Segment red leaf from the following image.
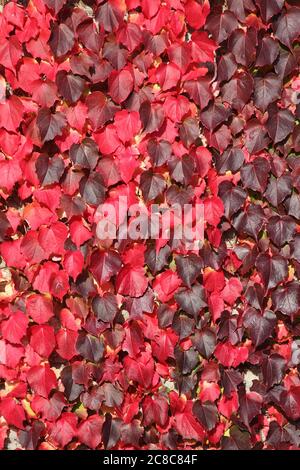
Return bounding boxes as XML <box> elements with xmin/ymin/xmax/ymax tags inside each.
<box><xmin>116</xmin><ymin>266</ymin><xmax>148</xmax><ymax>298</ymax></box>
<box><xmin>153</xmin><ymin>270</ymin><xmax>182</xmax><ymax>302</ymax></box>
<box><xmin>204</xmin><ymin>196</ymin><xmax>224</xmax><ymax>226</ymax></box>
<box><xmin>30</xmin><ymin>325</ymin><xmax>56</xmax><ymax>358</ymax></box>
<box><xmin>214</xmin><ymin>342</ymin><xmax>249</xmax><ymax>368</ymax></box>
<box><xmin>0</xmin><ymin>158</ymin><xmax>23</xmax><ymax>192</ymax></box>
<box><xmin>185</xmin><ymin>0</ymin><xmax>210</xmax><ymax>29</ymax></box>
<box><xmin>114</xmin><ymin>110</ymin><xmax>141</xmax><ymax>143</ymax></box>
<box><xmin>109</xmin><ymin>69</ymin><xmax>134</xmax><ymax>104</ymax></box>
<box><xmin>174</xmin><ymin>401</ymin><xmax>205</xmax><ymax>441</ymax></box>
<box><xmin>0</xmin><ymin>397</ymin><xmax>25</xmax><ymax>429</ymax></box>
<box><xmin>26</xmin><ymin>295</ymin><xmax>54</xmax><ymax>325</ymax></box>
<box><xmin>124</xmin><ymin>352</ymin><xmax>155</xmax><ymax>389</ymax></box>
<box><xmin>77</xmin><ymin>415</ymin><xmax>103</xmax><ymax>449</ymax></box>
<box><xmin>27</xmin><ymin>364</ymin><xmax>57</xmax><ymax>398</ymax></box>
<box><xmin>222</xmin><ymin>278</ymin><xmax>243</xmax><ymax>305</ymax></box>
<box><xmin>0</xmin><ymin>96</ymin><xmax>24</xmax><ymax>132</ymax></box>
<box><xmin>62</xmin><ymin>251</ymin><xmax>84</xmax><ymax>281</ymax></box>
<box><xmin>94</xmin><ymin>125</ymin><xmax>121</xmax><ymax>155</ymax></box>
<box><xmin>56</xmin><ymin>329</ymin><xmax>78</xmax><ymax>361</ymax></box>
<box><xmin>142</xmin><ymin>396</ymin><xmax>169</xmax><ymax>428</ymax></box>
<box><xmin>31</xmin><ymin>392</ymin><xmax>65</xmax><ymax>422</ymax></box>
<box><xmin>2</xmin><ymin>311</ymin><xmax>28</xmax><ymax>345</ymax></box>
<box><xmin>49</xmin><ymin>412</ymin><xmax>77</xmax><ymax>448</ymax></box>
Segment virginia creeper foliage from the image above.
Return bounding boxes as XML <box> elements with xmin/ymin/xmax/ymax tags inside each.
<box><xmin>0</xmin><ymin>0</ymin><xmax>300</xmax><ymax>451</ymax></box>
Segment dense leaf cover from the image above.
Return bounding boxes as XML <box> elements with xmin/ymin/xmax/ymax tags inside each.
<box><xmin>0</xmin><ymin>0</ymin><xmax>299</xmax><ymax>450</ymax></box>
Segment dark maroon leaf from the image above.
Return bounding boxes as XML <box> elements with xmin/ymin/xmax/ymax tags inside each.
<box><xmin>227</xmin><ymin>0</ymin><xmax>252</xmax><ymax>22</ymax></box>
<box><xmin>145</xmin><ymin>245</ymin><xmax>171</xmax><ymax>275</ymax></box>
<box><xmin>147</xmin><ymin>139</ymin><xmax>171</xmax><ymax>167</ymax></box>
<box><xmin>61</xmin><ymin>366</ymin><xmax>84</xmax><ymax>401</ymax></box>
<box><xmin>184</xmin><ymin>78</ymin><xmax>212</xmax><ymax>109</ymax></box>
<box><xmin>222</xmin><ymin>426</ymin><xmax>251</xmax><ymax>450</ymax></box>
<box><xmin>216</xmin><ymin>147</ymin><xmax>244</xmax><ymax>174</ymax></box>
<box><xmin>60</xmin><ymin>194</ymin><xmax>85</xmax><ymax>219</ymax></box>
<box><xmin>206</xmin><ymin>11</ymin><xmax>239</xmax><ymax>43</ymax></box>
<box><xmin>217</xmin><ymin>53</ymin><xmax>237</xmax><ymax>83</ymax></box>
<box><xmin>92</xmin><ymin>293</ymin><xmax>118</xmax><ymax>323</ymax></box>
<box><xmin>219</xmin><ymin>181</ymin><xmax>246</xmax><ymax>219</ymax></box>
<box><xmin>254</xmin><ymin>74</ymin><xmax>282</xmax><ymax>112</ymax></box>
<box><xmin>245</xmin><ymin>283</ymin><xmax>265</xmax><ymax>310</ymax></box>
<box><xmin>291</xmin><ymin>234</ymin><xmax>300</xmax><ymax>262</ymax></box>
<box><xmin>193</xmin><ymin>401</ymin><xmax>218</xmax><ymax>431</ymax></box>
<box><xmin>192</xmin><ymin>328</ymin><xmax>216</xmax><ymax>359</ymax></box>
<box><xmin>166</xmin><ymin>185</ymin><xmax>194</xmax><ymax>207</ymax></box>
<box><xmin>239</xmin><ymin>391</ymin><xmax>262</xmax><ymax>429</ymax></box>
<box><xmin>207</xmin><ymin>124</ymin><xmax>232</xmax><ymax>153</ymax></box>
<box><xmin>179</xmin><ymin>117</ymin><xmax>199</xmax><ymax>147</ymax></box>
<box><xmin>256</xmin><ymin>0</ymin><xmax>284</xmax><ymax>22</ymax></box>
<box><xmin>102</xmin><ymin>414</ymin><xmax>121</xmax><ymax>449</ymax></box>
<box><xmin>222</xmin><ymin>72</ymin><xmax>253</xmax><ymax>111</ymax></box>
<box><xmin>86</xmin><ymin>92</ymin><xmax>118</xmax><ymax>131</ymax></box>
<box><xmin>267</xmin><ymin>215</ymin><xmax>296</xmax><ymax>247</ymax></box>
<box><xmin>240</xmin><ymin>157</ymin><xmax>270</xmax><ymax>193</ymax></box>
<box><xmin>233</xmin><ymin>204</ymin><xmax>265</xmax><ymax>239</ymax></box>
<box><xmin>279</xmin><ymin>386</ymin><xmax>300</xmax><ymax>421</ymax></box>
<box><xmin>275</xmin><ymin>7</ymin><xmax>300</xmax><ymax>49</ymax></box>
<box><xmin>44</xmin><ymin>0</ymin><xmax>65</xmax><ymax>14</ymax></box>
<box><xmin>175</xmin><ymin>254</ymin><xmax>203</xmax><ymax>288</ymax></box>
<box><xmin>200</xmin><ymin>103</ymin><xmax>231</xmax><ymax>131</ymax></box>
<box><xmin>229</xmin><ymin>28</ymin><xmax>257</xmax><ymax>66</ymax></box>
<box><xmin>244</xmin><ymin>120</ymin><xmax>270</xmax><ymax>154</ymax></box>
<box><xmin>140</xmin><ymin>170</ymin><xmax>166</xmax><ymax>202</ymax></box>
<box><xmin>158</xmin><ymin>304</ymin><xmax>176</xmax><ymax>329</ymax></box>
<box><xmin>125</xmin><ymin>289</ymin><xmax>154</xmax><ymax>318</ymax></box>
<box><xmin>0</xmin><ymin>213</ymin><xmax>11</xmax><ymax>242</ymax></box>
<box><xmin>174</xmin><ymin>346</ymin><xmax>199</xmax><ymax>375</ymax></box>
<box><xmin>139</xmin><ymin>101</ymin><xmax>165</xmax><ymax>135</ymax></box>
<box><xmin>19</xmin><ymin>421</ymin><xmax>45</xmax><ymax>450</ymax></box>
<box><xmin>266</xmin><ymin>108</ymin><xmax>294</xmax><ymax>144</ymax></box>
<box><xmin>36</xmin><ymin>108</ymin><xmax>67</xmax><ymax>142</ymax></box>
<box><xmin>272</xmin><ymin>282</ymin><xmax>300</xmax><ymax>316</ymax></box>
<box><xmin>256</xmin><ymin>36</ymin><xmax>279</xmax><ymax>67</ymax></box>
<box><xmin>235</xmin><ymin>245</ymin><xmax>259</xmax><ymax>276</ymax></box>
<box><xmin>270</xmin><ymin>154</ymin><xmax>287</xmax><ymax>178</ymax></box>
<box><xmin>243</xmin><ymin>308</ymin><xmax>277</xmax><ymax>347</ymax></box>
<box><xmin>175</xmin><ymin>284</ymin><xmax>207</xmax><ymax>318</ymax></box>
<box><xmin>173</xmin><ymin>313</ymin><xmax>194</xmax><ymax>340</ymax></box>
<box><xmin>79</xmin><ymin>172</ymin><xmax>106</xmax><ymax>206</ymax></box>
<box><xmin>221</xmin><ymin>369</ymin><xmax>243</xmax><ymax>397</ymax></box>
<box><xmin>76</xmin><ymin>333</ymin><xmax>104</xmax><ymax>362</ymax></box>
<box><xmin>103</xmin><ymin>43</ymin><xmax>128</xmax><ymax>71</ymax></box>
<box><xmin>56</xmin><ymin>71</ymin><xmax>85</xmax><ymax>104</ymax></box>
<box><xmin>274</xmin><ymin>49</ymin><xmax>297</xmax><ymax>79</ymax></box>
<box><xmin>144</xmin><ymin>33</ymin><xmax>168</xmax><ymax>57</ymax></box>
<box><xmin>218</xmin><ymin>313</ymin><xmax>242</xmax><ymax>346</ymax></box>
<box><xmin>90</xmin><ymin>250</ymin><xmax>122</xmax><ymax>285</ymax></box>
<box><xmin>35</xmin><ymin>154</ymin><xmax>65</xmax><ymax>186</ymax></box>
<box><xmin>121</xmin><ymin>420</ymin><xmax>143</xmax><ymax>447</ymax></box>
<box><xmin>49</xmin><ymin>23</ymin><xmax>75</xmax><ymax>58</ymax></box>
<box><xmin>265</xmin><ymin>175</ymin><xmax>292</xmax><ymax>206</ymax></box>
<box><xmin>82</xmin><ymin>386</ymin><xmax>103</xmax><ymax>411</ymax></box>
<box><xmin>101</xmin><ymin>383</ymin><xmax>123</xmax><ymax>408</ymax></box>
<box><xmin>70</xmin><ymin>139</ymin><xmax>99</xmax><ymax>170</ymax></box>
<box><xmin>96</xmin><ymin>1</ymin><xmax>123</xmax><ymax>32</ymax></box>
<box><xmin>255</xmin><ymin>253</ymin><xmax>288</xmax><ymax>290</ymax></box>
<box><xmin>168</xmin><ymin>155</ymin><xmax>195</xmax><ymax>185</ymax></box>
<box><xmin>262</xmin><ymin>354</ymin><xmax>286</xmax><ymax>390</ymax></box>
